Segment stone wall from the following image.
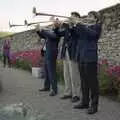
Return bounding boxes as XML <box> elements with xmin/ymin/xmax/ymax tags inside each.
<box><xmin>0</xmin><ymin>29</ymin><xmax>41</xmax><ymax>53</ymax></box>
<box><xmin>0</xmin><ymin>3</ymin><xmax>120</xmax><ymax>64</ymax></box>
<box><xmin>98</xmin><ymin>3</ymin><xmax>120</xmax><ymax>63</ymax></box>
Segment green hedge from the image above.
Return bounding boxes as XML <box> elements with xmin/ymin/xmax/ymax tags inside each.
<box><xmin>12</xmin><ymin>59</ymin><xmax>32</xmax><ymax>72</ymax></box>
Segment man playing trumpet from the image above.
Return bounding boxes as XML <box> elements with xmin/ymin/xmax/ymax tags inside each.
<box><xmin>60</xmin><ymin>12</ymin><xmax>81</xmax><ymax>103</ymax></box>
<box><xmin>36</xmin><ymin>19</ymin><xmax>61</xmax><ymax>96</ymax></box>
<box><xmin>73</xmin><ymin>11</ymin><xmax>102</xmax><ymax>114</ymax></box>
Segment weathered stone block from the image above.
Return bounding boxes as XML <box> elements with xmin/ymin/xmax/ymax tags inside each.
<box><xmin>0</xmin><ymin>103</ymin><xmax>46</xmax><ymax>120</ymax></box>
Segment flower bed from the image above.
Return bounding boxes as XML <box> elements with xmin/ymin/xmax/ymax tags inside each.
<box><xmin>98</xmin><ymin>58</ymin><xmax>120</xmax><ymax>100</ymax></box>
<box><xmin>106</xmin><ymin>65</ymin><xmax>120</xmax><ymax>89</ymax></box>
<box><xmin>10</xmin><ymin>49</ymin><xmax>43</xmax><ymax>72</ymax></box>
<box><xmin>98</xmin><ymin>59</ymin><xmax>116</xmax><ymax>95</ymax></box>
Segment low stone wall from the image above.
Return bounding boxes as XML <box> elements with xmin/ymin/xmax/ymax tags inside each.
<box><xmin>0</xmin><ymin>29</ymin><xmax>41</xmax><ymax>53</ymax></box>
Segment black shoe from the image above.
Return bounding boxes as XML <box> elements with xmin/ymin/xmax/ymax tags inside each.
<box><xmin>87</xmin><ymin>106</ymin><xmax>98</xmax><ymax>114</ymax></box>
<box><xmin>74</xmin><ymin>103</ymin><xmax>89</xmax><ymax>109</ymax></box>
<box><xmin>60</xmin><ymin>95</ymin><xmax>72</xmax><ymax>100</ymax></box>
<box><xmin>71</xmin><ymin>96</ymin><xmax>80</xmax><ymax>103</ymax></box>
<box><xmin>49</xmin><ymin>91</ymin><xmax>57</xmax><ymax>96</ymax></box>
<box><xmin>38</xmin><ymin>88</ymin><xmax>50</xmax><ymax>92</ymax></box>
<box><xmin>8</xmin><ymin>65</ymin><xmax>11</xmax><ymax>68</ymax></box>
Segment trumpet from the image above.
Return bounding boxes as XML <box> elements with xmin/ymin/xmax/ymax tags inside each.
<box><xmin>33</xmin><ymin>7</ymin><xmax>70</xmax><ymax>19</ymax></box>
<box><xmin>24</xmin><ymin>18</ymin><xmax>54</xmax><ymax>26</ymax></box>
<box><xmin>32</xmin><ymin>7</ymin><xmax>95</xmax><ymax>25</ymax></box>
<box><xmin>9</xmin><ymin>21</ymin><xmax>25</xmax><ymax>28</ymax></box>
<box><xmin>9</xmin><ymin>20</ymin><xmax>53</xmax><ymax>28</ymax></box>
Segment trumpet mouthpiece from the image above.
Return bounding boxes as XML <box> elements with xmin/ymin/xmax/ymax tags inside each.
<box><xmin>24</xmin><ymin>20</ymin><xmax>28</xmax><ymax>25</ymax></box>
<box><xmin>9</xmin><ymin>21</ymin><xmax>12</xmax><ymax>28</ymax></box>
<box><xmin>33</xmin><ymin>7</ymin><xmax>36</xmax><ymax>14</ymax></box>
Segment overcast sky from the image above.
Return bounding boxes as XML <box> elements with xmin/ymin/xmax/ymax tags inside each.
<box><xmin>0</xmin><ymin>0</ymin><xmax>119</xmax><ymax>32</ymax></box>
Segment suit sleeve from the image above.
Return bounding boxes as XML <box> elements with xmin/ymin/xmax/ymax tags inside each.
<box><xmin>77</xmin><ymin>24</ymin><xmax>101</xmax><ymax>38</ymax></box>
<box><xmin>57</xmin><ymin>29</ymin><xmax>66</xmax><ymax>37</ymax></box>
<box><xmin>36</xmin><ymin>30</ymin><xmax>57</xmax><ymax>39</ymax></box>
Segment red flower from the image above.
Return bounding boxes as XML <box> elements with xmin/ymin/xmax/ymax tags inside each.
<box><xmin>10</xmin><ymin>49</ymin><xmax>42</xmax><ymax>67</ymax></box>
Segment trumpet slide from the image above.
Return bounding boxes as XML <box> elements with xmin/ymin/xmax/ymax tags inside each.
<box><xmin>24</xmin><ymin>20</ymin><xmax>52</xmax><ymax>26</ymax></box>
<box><xmin>33</xmin><ymin>7</ymin><xmax>70</xmax><ymax>19</ymax></box>
<box><xmin>9</xmin><ymin>21</ymin><xmax>25</xmax><ymax>28</ymax></box>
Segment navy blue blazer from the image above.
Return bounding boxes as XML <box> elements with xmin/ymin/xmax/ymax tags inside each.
<box><xmin>58</xmin><ymin>25</ymin><xmax>80</xmax><ymax>60</ymax></box>
<box><xmin>36</xmin><ymin>28</ymin><xmax>60</xmax><ymax>60</ymax></box>
<box><xmin>75</xmin><ymin>23</ymin><xmax>102</xmax><ymax>62</ymax></box>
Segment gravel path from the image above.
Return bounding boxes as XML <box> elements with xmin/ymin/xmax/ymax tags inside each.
<box><xmin>0</xmin><ymin>65</ymin><xmax>120</xmax><ymax>120</ymax></box>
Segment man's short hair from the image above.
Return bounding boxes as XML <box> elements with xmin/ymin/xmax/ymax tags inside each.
<box><xmin>88</xmin><ymin>11</ymin><xmax>100</xmax><ymax>22</ymax></box>
<box><xmin>71</xmin><ymin>12</ymin><xmax>80</xmax><ymax>18</ymax></box>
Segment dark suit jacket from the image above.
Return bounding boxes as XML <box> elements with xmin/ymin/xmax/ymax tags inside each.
<box><xmin>58</xmin><ymin>25</ymin><xmax>80</xmax><ymax>60</ymax></box>
<box><xmin>75</xmin><ymin>23</ymin><xmax>102</xmax><ymax>62</ymax></box>
<box><xmin>36</xmin><ymin>28</ymin><xmax>60</xmax><ymax>60</ymax></box>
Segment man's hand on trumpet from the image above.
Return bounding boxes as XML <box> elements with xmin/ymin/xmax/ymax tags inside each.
<box><xmin>49</xmin><ymin>16</ymin><xmax>55</xmax><ymax>22</ymax></box>
<box><xmin>35</xmin><ymin>24</ymin><xmax>41</xmax><ymax>31</ymax></box>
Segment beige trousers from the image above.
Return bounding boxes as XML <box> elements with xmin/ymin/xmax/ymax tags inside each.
<box><xmin>63</xmin><ymin>49</ymin><xmax>81</xmax><ymax>97</ymax></box>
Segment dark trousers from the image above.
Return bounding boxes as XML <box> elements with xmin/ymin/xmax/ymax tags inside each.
<box><xmin>79</xmin><ymin>61</ymin><xmax>99</xmax><ymax>107</ymax></box>
<box><xmin>44</xmin><ymin>60</ymin><xmax>50</xmax><ymax>89</ymax></box>
<box><xmin>3</xmin><ymin>55</ymin><xmax>11</xmax><ymax>67</ymax></box>
<box><xmin>44</xmin><ymin>54</ymin><xmax>58</xmax><ymax>93</ymax></box>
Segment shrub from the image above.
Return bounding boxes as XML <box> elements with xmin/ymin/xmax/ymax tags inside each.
<box><xmin>0</xmin><ymin>53</ymin><xmax>3</xmax><ymax>61</ymax></box>
<box><xmin>10</xmin><ymin>49</ymin><xmax>41</xmax><ymax>68</ymax></box>
<box><xmin>106</xmin><ymin>65</ymin><xmax>120</xmax><ymax>89</ymax></box>
<box><xmin>56</xmin><ymin>60</ymin><xmax>64</xmax><ymax>84</ymax></box>
<box><xmin>12</xmin><ymin>59</ymin><xmax>32</xmax><ymax>72</ymax></box>
<box><xmin>98</xmin><ymin>64</ymin><xmax>116</xmax><ymax>95</ymax></box>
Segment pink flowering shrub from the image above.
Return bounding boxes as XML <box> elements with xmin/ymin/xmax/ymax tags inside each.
<box><xmin>106</xmin><ymin>65</ymin><xmax>120</xmax><ymax>89</ymax></box>
<box><xmin>98</xmin><ymin>58</ymin><xmax>120</xmax><ymax>98</ymax></box>
<box><xmin>11</xmin><ymin>49</ymin><xmax>43</xmax><ymax>67</ymax></box>
<box><xmin>10</xmin><ymin>49</ymin><xmax>44</xmax><ymax>71</ymax></box>
<box><xmin>98</xmin><ymin>59</ymin><xmax>115</xmax><ymax>95</ymax></box>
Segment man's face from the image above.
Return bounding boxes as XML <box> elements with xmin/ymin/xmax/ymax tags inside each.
<box><xmin>87</xmin><ymin>13</ymin><xmax>96</xmax><ymax>23</ymax></box>
<box><xmin>69</xmin><ymin>14</ymin><xmax>78</xmax><ymax>23</ymax></box>
<box><xmin>54</xmin><ymin>22</ymin><xmax>60</xmax><ymax>28</ymax></box>
<box><xmin>71</xmin><ymin>14</ymin><xmax>76</xmax><ymax>19</ymax></box>
<box><xmin>53</xmin><ymin>20</ymin><xmax>61</xmax><ymax>28</ymax></box>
